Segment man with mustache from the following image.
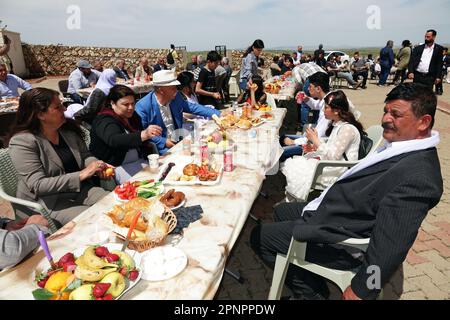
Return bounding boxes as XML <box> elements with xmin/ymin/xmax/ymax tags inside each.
<box><xmin>408</xmin><ymin>29</ymin><xmax>444</xmax><ymax>93</ymax></box>
<box><xmin>251</xmin><ymin>83</ymin><xmax>443</xmax><ymax>300</ymax></box>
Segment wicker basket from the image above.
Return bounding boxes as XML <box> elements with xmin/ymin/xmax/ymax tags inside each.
<box><xmin>124</xmin><ymin>206</ymin><xmax>177</xmax><ymax>252</ymax></box>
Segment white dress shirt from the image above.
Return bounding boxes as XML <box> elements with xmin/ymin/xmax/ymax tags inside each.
<box><xmin>417</xmin><ymin>44</ymin><xmax>435</xmax><ymax>74</ymax></box>
<box><xmin>156</xmin><ymin>97</ymin><xmax>175</xmax><ymax>140</ymax></box>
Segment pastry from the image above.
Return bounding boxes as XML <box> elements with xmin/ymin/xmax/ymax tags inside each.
<box><xmin>183</xmin><ymin>164</ymin><xmax>200</xmax><ymax>176</ymax></box>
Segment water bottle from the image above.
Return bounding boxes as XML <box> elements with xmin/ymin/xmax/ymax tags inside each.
<box><xmin>232</xmin><ymin>101</ymin><xmax>238</xmax><ymax>114</ymax></box>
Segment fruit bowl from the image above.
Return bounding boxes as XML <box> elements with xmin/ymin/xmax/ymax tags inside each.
<box><xmin>32</xmin><ymin>243</ymin><xmax>142</xmax><ymax>300</ymax></box>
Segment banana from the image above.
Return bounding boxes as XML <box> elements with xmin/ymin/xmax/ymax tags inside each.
<box><xmin>74</xmin><ymin>265</ymin><xmax>117</xmax><ymax>282</ymax></box>
<box><xmin>80</xmin><ymin>246</ymin><xmax>116</xmax><ymax>269</ymax></box>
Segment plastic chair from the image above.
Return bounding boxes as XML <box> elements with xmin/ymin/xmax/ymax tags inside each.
<box><xmin>0</xmin><ymin>148</ymin><xmax>58</xmax><ymax>233</ymax></box>
<box><xmin>268</xmin><ymin>237</ymin><xmax>371</xmax><ymax>299</ymax></box>
<box><xmin>58</xmin><ymin>80</ymin><xmax>71</xmax><ymax>98</ymax></box>
<box><xmin>285</xmin><ymin>125</ymin><xmax>385</xmax><ymax>202</ymax></box>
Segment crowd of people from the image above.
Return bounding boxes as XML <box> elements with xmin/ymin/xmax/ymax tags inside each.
<box><xmin>0</xmin><ymin>30</ymin><xmax>448</xmax><ymax>301</ymax></box>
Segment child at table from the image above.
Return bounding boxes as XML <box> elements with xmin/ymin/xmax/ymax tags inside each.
<box><xmin>237</xmin><ymin>75</ymin><xmax>267</xmax><ymax>107</ymax></box>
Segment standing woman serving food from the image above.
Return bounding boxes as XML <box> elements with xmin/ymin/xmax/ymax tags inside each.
<box><xmin>240</xmin><ymin>39</ymin><xmax>265</xmax><ymax>91</ymax></box>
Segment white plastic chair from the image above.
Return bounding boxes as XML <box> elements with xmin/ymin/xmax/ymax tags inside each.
<box><xmin>228</xmin><ymin>69</ymin><xmax>241</xmax><ymax>98</ymax></box>
<box><xmin>268</xmin><ymin>237</ymin><xmax>370</xmax><ymax>299</ymax></box>
<box><xmin>0</xmin><ymin>148</ymin><xmax>58</xmax><ymax>233</ymax></box>
<box><xmin>286</xmin><ymin>125</ymin><xmax>384</xmax><ymax>202</ymax></box>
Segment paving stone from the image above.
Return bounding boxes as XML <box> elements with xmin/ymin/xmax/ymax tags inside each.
<box><xmin>412</xmin><ymin>240</ymin><xmax>432</xmax><ymax>252</ymax></box>
<box><xmin>419</xmin><ymin>251</ymin><xmax>450</xmax><ymax>272</ymax></box>
<box><xmin>415</xmin><ymin>263</ymin><xmax>449</xmax><ymax>286</ymax></box>
<box><xmin>400</xmin><ymin>290</ymin><xmax>427</xmax><ymax>300</ymax></box>
<box><xmin>424</xmin><ymin>240</ymin><xmax>450</xmax><ymax>258</ymax></box>
<box><xmin>402</xmin><ymin>262</ymin><xmax>425</xmax><ymax>278</ymax></box>
<box><xmin>406</xmin><ymin>250</ymin><xmax>430</xmax><ymax>265</ymax></box>
<box><xmin>409</xmin><ymin>275</ymin><xmax>448</xmax><ymax>300</ymax></box>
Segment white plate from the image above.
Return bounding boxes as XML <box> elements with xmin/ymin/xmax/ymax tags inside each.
<box><xmin>140</xmin><ymin>246</ymin><xmax>187</xmax><ymax>281</ymax></box>
<box><xmin>113</xmin><ymin>182</ymin><xmax>164</xmax><ymax>202</ymax></box>
<box><xmin>32</xmin><ymin>243</ymin><xmax>142</xmax><ymax>300</ymax></box>
<box><xmin>158</xmin><ymin>162</ymin><xmax>223</xmax><ymax>186</ymax></box>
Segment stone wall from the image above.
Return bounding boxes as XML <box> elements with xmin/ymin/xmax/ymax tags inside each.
<box><xmin>21</xmin><ymin>43</ymin><xmax>186</xmax><ymax>78</ymax></box>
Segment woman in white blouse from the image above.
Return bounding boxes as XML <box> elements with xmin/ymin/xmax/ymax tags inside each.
<box><xmin>282</xmin><ymin>90</ymin><xmax>366</xmax><ymax>201</ymax></box>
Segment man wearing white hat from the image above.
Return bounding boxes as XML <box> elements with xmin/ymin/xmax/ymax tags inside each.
<box><xmin>136</xmin><ymin>70</ymin><xmax>221</xmax><ymax>154</ymax></box>
<box><xmin>67</xmin><ymin>59</ymin><xmax>100</xmax><ymax>104</ymax></box>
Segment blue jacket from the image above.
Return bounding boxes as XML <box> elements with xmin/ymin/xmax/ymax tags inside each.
<box><xmin>380</xmin><ymin>47</ymin><xmax>395</xmax><ymax>69</ymax></box>
<box><xmin>135</xmin><ymin>91</ymin><xmax>221</xmax><ymax>154</ymax></box>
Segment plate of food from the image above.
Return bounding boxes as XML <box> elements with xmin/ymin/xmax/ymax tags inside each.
<box><xmin>32</xmin><ymin>243</ymin><xmax>142</xmax><ymax>300</ymax></box>
<box><xmin>113</xmin><ymin>180</ymin><xmax>164</xmax><ymax>202</ymax></box>
<box><xmin>140</xmin><ymin>246</ymin><xmax>188</xmax><ymax>282</ymax></box>
<box><xmin>157</xmin><ymin>157</ymin><xmax>222</xmax><ymax>186</ymax></box>
<box><xmin>159</xmin><ymin>189</ymin><xmax>186</xmax><ymax>210</ymax></box>
<box><xmin>259</xmin><ymin>112</ymin><xmax>275</xmax><ymax>122</ymax></box>
<box><xmin>193</xmin><ymin>129</ymin><xmax>234</xmax><ymax>153</ymax></box>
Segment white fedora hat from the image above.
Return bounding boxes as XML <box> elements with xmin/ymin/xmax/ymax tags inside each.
<box><xmin>151</xmin><ymin>70</ymin><xmax>180</xmax><ymax>87</ymax></box>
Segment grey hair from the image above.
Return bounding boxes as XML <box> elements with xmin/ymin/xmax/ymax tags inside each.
<box><xmin>221</xmin><ymin>57</ymin><xmax>229</xmax><ymax>64</ymax></box>
<box><xmin>115</xmin><ymin>58</ymin><xmax>125</xmax><ymax>66</ymax></box>
<box><xmin>197</xmin><ymin>55</ymin><xmax>205</xmax><ymax>63</ymax></box>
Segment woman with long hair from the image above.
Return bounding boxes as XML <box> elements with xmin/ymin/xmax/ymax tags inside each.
<box><xmin>281</xmin><ymin>90</ymin><xmax>365</xmax><ymax>201</ymax></box>
<box><xmin>239</xmin><ymin>39</ymin><xmax>265</xmax><ymax>91</ymax></box>
<box><xmin>8</xmin><ymin>88</ymin><xmax>111</xmax><ymax>226</ymax></box>
<box><xmin>89</xmin><ymin>85</ymin><xmax>162</xmax><ymax>184</ymax></box>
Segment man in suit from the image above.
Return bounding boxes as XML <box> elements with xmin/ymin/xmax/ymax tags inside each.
<box><xmin>135</xmin><ymin>70</ymin><xmax>221</xmax><ymax>155</ymax></box>
<box><xmin>0</xmin><ymin>215</ymin><xmax>49</xmax><ymax>270</ymax></box>
<box><xmin>251</xmin><ymin>83</ymin><xmax>443</xmax><ymax>300</ymax></box>
<box><xmin>113</xmin><ymin>58</ymin><xmax>130</xmax><ymax>81</ymax></box>
<box><xmin>408</xmin><ymin>29</ymin><xmax>444</xmax><ymax>92</ymax></box>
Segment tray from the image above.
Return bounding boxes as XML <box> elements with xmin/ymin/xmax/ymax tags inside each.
<box><xmin>157</xmin><ymin>157</ymin><xmax>223</xmax><ymax>186</ymax></box>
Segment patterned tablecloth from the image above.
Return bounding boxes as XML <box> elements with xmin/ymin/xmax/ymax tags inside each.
<box><xmin>0</xmin><ymin>108</ymin><xmax>287</xmax><ymax>300</ymax></box>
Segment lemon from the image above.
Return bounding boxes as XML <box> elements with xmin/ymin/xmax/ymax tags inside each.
<box><xmin>44</xmin><ymin>271</ymin><xmax>73</xmax><ymax>300</ymax></box>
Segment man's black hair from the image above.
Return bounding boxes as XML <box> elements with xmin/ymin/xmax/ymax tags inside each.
<box><xmin>385</xmin><ymin>83</ymin><xmax>437</xmax><ymax>129</ymax></box>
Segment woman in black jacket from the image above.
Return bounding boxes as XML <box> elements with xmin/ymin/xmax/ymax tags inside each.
<box><xmin>89</xmin><ymin>85</ymin><xmax>162</xmax><ymax>184</ymax></box>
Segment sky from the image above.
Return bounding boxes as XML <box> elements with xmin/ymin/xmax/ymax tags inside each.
<box><xmin>1</xmin><ymin>0</ymin><xmax>449</xmax><ymax>51</ymax></box>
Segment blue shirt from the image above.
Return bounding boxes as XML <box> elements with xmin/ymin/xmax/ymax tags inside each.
<box><xmin>240</xmin><ymin>52</ymin><xmax>258</xmax><ymax>82</ymax></box>
<box><xmin>0</xmin><ymin>74</ymin><xmax>32</xmax><ymax>97</ymax></box>
<box><xmin>135</xmin><ymin>91</ymin><xmax>221</xmax><ymax>154</ymax></box>
<box><xmin>67</xmin><ymin>68</ymin><xmax>99</xmax><ymax>94</ymax></box>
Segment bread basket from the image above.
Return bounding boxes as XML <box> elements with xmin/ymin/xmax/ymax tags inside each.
<box><xmin>119</xmin><ymin>205</ymin><xmax>177</xmax><ymax>252</ymax></box>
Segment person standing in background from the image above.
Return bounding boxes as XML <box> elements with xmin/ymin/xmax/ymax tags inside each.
<box><xmin>408</xmin><ymin>29</ymin><xmax>444</xmax><ymax>92</ymax></box>
<box><xmin>378</xmin><ymin>40</ymin><xmax>395</xmax><ymax>86</ymax></box>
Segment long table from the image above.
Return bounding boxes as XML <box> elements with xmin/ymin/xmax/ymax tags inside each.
<box><xmin>0</xmin><ymin>108</ymin><xmax>286</xmax><ymax>299</ymax></box>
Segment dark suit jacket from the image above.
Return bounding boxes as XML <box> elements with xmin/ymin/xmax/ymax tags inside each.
<box><xmin>408</xmin><ymin>43</ymin><xmax>444</xmax><ymax>79</ymax></box>
<box><xmin>113</xmin><ymin>67</ymin><xmax>130</xmax><ymax>81</ymax></box>
<box><xmin>294</xmin><ymin>148</ymin><xmax>443</xmax><ymax>299</ymax></box>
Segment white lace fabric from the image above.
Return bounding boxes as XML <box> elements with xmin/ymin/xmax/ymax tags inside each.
<box><xmin>282</xmin><ymin>122</ymin><xmax>360</xmax><ymax>201</ymax></box>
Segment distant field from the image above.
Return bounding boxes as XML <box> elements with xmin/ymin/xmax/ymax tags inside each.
<box><xmin>187</xmin><ymin>45</ymin><xmax>449</xmax><ymax>60</ymax></box>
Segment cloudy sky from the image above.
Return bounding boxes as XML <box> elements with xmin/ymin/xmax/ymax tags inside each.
<box><xmin>2</xmin><ymin>0</ymin><xmax>449</xmax><ymax>50</ymax></box>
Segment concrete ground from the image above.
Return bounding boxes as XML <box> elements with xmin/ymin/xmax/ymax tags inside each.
<box><xmin>1</xmin><ymin>77</ymin><xmax>449</xmax><ymax>300</ymax></box>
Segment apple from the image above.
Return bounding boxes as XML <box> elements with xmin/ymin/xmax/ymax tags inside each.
<box><xmin>69</xmin><ymin>284</ymin><xmax>95</xmax><ymax>300</ymax></box>
<box><xmin>100</xmin><ymin>272</ymin><xmax>126</xmax><ymax>298</ymax></box>
<box><xmin>110</xmin><ymin>250</ymin><xmax>135</xmax><ymax>270</ymax></box>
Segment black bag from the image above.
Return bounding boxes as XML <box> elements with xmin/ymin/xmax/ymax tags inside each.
<box><xmin>358</xmin><ymin>134</ymin><xmax>373</xmax><ymax>159</ymax></box>
<box><xmin>166</xmin><ymin>50</ymin><xmax>175</xmax><ymax>65</ymax></box>
<box><xmin>343</xmin><ymin>133</ymin><xmax>373</xmax><ymax>161</ymax></box>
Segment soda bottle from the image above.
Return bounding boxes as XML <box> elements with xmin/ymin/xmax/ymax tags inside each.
<box><xmin>224</xmin><ymin>150</ymin><xmax>234</xmax><ymax>172</ymax></box>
